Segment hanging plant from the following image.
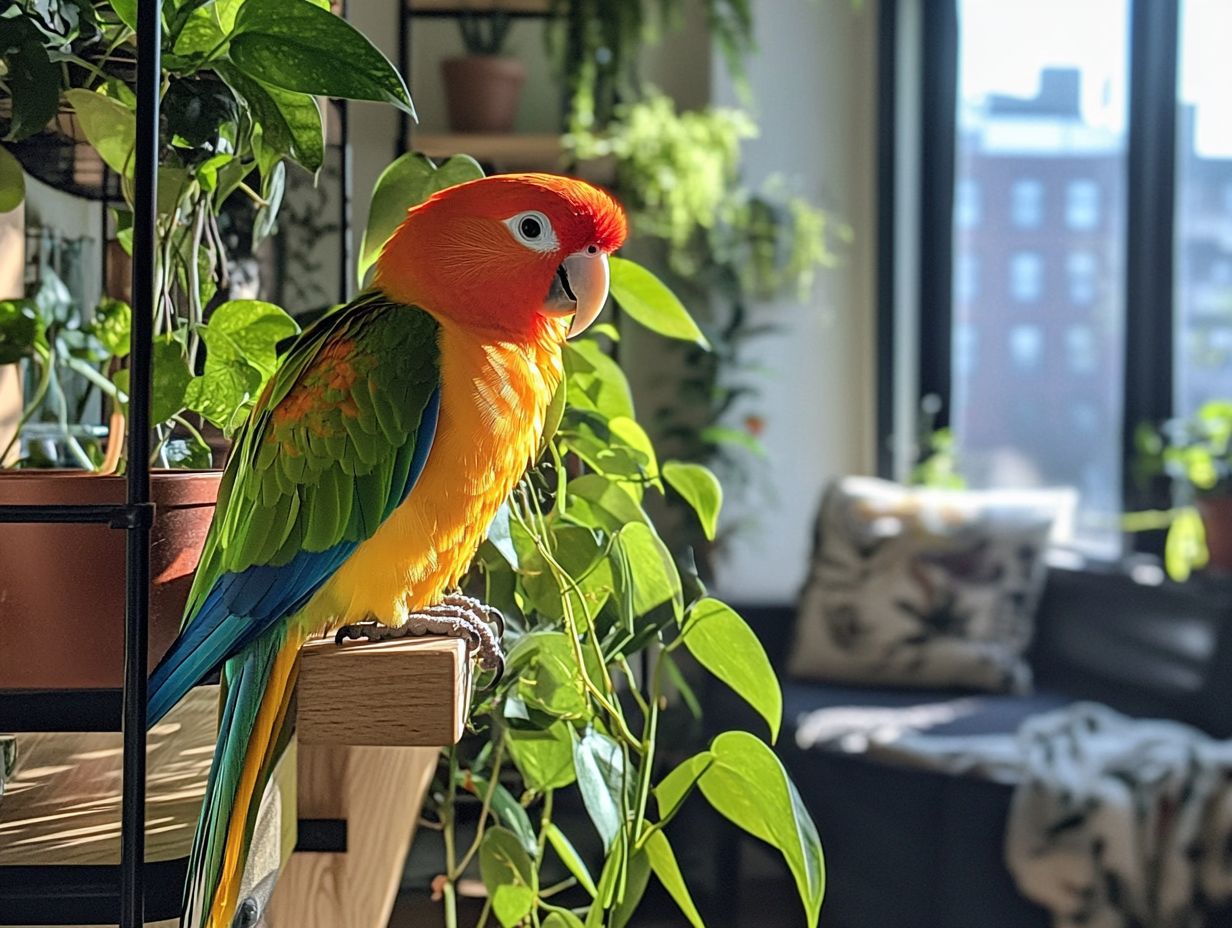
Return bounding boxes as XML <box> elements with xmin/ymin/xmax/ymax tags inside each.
<box><xmin>547</xmin><ymin>0</ymin><xmax>754</xmax><ymax>130</ymax></box>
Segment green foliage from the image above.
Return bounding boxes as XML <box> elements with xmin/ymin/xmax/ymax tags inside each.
<box><xmin>908</xmin><ymin>396</ymin><xmax>965</xmax><ymax>490</ymax></box>
<box><xmin>608</xmin><ymin>257</ymin><xmax>709</xmax><ymax>347</ymax></box>
<box><xmin>0</xmin><ymin>0</ymin><xmax>413</xmax><ymax>468</ymax></box>
<box><xmin>0</xmin><ymin>270</ymin><xmax>121</xmax><ymax>468</ymax></box>
<box><xmin>357</xmin><ymin>152</ymin><xmax>485</xmax><ymax>284</ymax></box>
<box><xmin>567</xmin><ymin>93</ymin><xmax>846</xmax><ymax>564</ymax></box>
<box><xmin>546</xmin><ymin>0</ymin><xmax>754</xmax><ymax>130</ymax></box>
<box><xmin>0</xmin><ymin>145</ymin><xmax>25</xmax><ymax>212</ymax></box>
<box><xmin>347</xmin><ymin>159</ymin><xmax>823</xmax><ymax>928</ymax></box>
<box><xmin>1131</xmin><ymin>400</ymin><xmax>1232</xmax><ymax>580</ymax></box>
<box><xmin>457</xmin><ymin>12</ymin><xmax>514</xmax><ymax>56</ymax></box>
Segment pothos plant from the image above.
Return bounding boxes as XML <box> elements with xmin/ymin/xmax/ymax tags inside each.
<box><xmin>567</xmin><ymin>93</ymin><xmax>847</xmax><ymax>562</ymax></box>
<box><xmin>0</xmin><ymin>0</ymin><xmax>413</xmax><ymax>466</ymax></box>
<box><xmin>358</xmin><ymin>157</ymin><xmax>825</xmax><ymax>928</ymax></box>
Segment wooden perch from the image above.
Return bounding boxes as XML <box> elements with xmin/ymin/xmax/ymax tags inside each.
<box><xmin>296</xmin><ymin>636</ymin><xmax>471</xmax><ymax>747</ymax></box>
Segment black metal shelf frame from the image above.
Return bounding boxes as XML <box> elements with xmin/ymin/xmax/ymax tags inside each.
<box><xmin>0</xmin><ymin>2</ymin><xmax>160</xmax><ymax>925</ymax></box>
<box><xmin>0</xmin><ymin>3</ymin><xmax>362</xmax><ymax>921</ymax></box>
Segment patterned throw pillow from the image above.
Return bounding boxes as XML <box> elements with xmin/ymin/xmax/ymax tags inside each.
<box><xmin>789</xmin><ymin>478</ymin><xmax>1071</xmax><ymax>693</ymax></box>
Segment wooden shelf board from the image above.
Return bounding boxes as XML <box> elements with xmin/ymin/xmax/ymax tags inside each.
<box><xmin>408</xmin><ymin>0</ymin><xmax>551</xmax><ymax>15</ymax></box>
<box><xmin>412</xmin><ymin>132</ymin><xmax>566</xmax><ymax>167</ymax></box>
<box><xmin>0</xmin><ymin>688</ymin><xmax>217</xmax><ymax>868</ymax></box>
<box><xmin>410</xmin><ymin>133</ymin><xmax>616</xmax><ymax>183</ymax></box>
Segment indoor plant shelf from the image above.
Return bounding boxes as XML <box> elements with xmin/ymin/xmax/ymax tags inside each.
<box><xmin>0</xmin><ymin>637</ymin><xmax>471</xmax><ymax>927</ymax></box>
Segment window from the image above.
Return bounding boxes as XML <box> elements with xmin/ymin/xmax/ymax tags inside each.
<box><xmin>1009</xmin><ymin>324</ymin><xmax>1044</xmax><ymax>370</ymax></box>
<box><xmin>940</xmin><ymin>0</ymin><xmax>1129</xmax><ymax>555</ymax></box>
<box><xmin>1009</xmin><ymin>252</ymin><xmax>1043</xmax><ymax>302</ymax></box>
<box><xmin>956</xmin><ymin>254</ymin><xmax>980</xmax><ymax>302</ymax></box>
<box><xmin>954</xmin><ymin>324</ymin><xmax>979</xmax><ymax>376</ymax></box>
<box><xmin>1176</xmin><ymin>0</ymin><xmax>1232</xmax><ymax>416</ymax></box>
<box><xmin>956</xmin><ymin>179</ymin><xmax>982</xmax><ymax>228</ymax></box>
<box><xmin>1067</xmin><ymin>251</ymin><xmax>1098</xmax><ymax>304</ymax></box>
<box><xmin>1065</xmin><ymin>325</ymin><xmax>1098</xmax><ymax>372</ymax></box>
<box><xmin>1066</xmin><ymin>180</ymin><xmax>1101</xmax><ymax>229</ymax></box>
<box><xmin>1010</xmin><ymin>179</ymin><xmax>1044</xmax><ymax>227</ymax></box>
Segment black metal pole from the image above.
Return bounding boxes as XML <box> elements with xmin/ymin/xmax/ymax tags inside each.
<box><xmin>122</xmin><ymin>0</ymin><xmax>160</xmax><ymax>924</ymax></box>
<box><xmin>1123</xmin><ymin>0</ymin><xmax>1179</xmax><ymax>517</ymax></box>
<box><xmin>397</xmin><ymin>2</ymin><xmax>409</xmax><ymax>157</ymax></box>
<box><xmin>338</xmin><ymin>97</ymin><xmax>352</xmax><ymax>301</ymax></box>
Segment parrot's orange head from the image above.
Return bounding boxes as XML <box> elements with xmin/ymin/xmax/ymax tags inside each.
<box><xmin>375</xmin><ymin>173</ymin><xmax>628</xmax><ymax>340</ymax></box>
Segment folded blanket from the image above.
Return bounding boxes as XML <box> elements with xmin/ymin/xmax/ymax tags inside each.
<box><xmin>796</xmin><ymin>700</ymin><xmax>1232</xmax><ymax>928</ymax></box>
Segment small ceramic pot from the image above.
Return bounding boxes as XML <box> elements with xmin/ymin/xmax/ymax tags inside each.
<box><xmin>441</xmin><ymin>56</ymin><xmax>527</xmax><ymax>134</ymax></box>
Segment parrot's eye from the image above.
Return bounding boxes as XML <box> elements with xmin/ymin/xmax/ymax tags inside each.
<box><xmin>505</xmin><ymin>211</ymin><xmax>558</xmax><ymax>253</ymax></box>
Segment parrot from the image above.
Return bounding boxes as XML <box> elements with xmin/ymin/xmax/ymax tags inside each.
<box><xmin>145</xmin><ymin>172</ymin><xmax>628</xmax><ymax>928</ymax></box>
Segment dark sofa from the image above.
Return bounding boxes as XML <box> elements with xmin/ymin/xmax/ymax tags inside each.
<box><xmin>713</xmin><ymin>566</ymin><xmax>1232</xmax><ymax>928</ymax></box>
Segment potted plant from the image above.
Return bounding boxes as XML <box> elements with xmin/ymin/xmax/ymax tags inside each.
<box><xmin>1133</xmin><ymin>400</ymin><xmax>1232</xmax><ymax>581</ymax></box>
<box><xmin>0</xmin><ymin>0</ymin><xmax>413</xmax><ymax>685</ymax></box>
<box><xmin>359</xmin><ymin>152</ymin><xmax>824</xmax><ymax>928</ymax></box>
<box><xmin>442</xmin><ymin>11</ymin><xmax>526</xmax><ymax>133</ymax></box>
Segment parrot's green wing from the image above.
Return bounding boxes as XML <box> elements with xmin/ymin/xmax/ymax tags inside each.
<box><xmin>149</xmin><ymin>291</ymin><xmax>442</xmax><ymax>723</ymax></box>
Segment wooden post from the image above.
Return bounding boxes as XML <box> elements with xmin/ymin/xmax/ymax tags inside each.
<box><xmin>263</xmin><ymin>744</ymin><xmax>438</xmax><ymax>928</ymax></box>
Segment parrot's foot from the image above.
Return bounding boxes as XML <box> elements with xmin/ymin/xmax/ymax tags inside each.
<box><xmin>335</xmin><ymin>599</ymin><xmax>504</xmax><ymax>683</ymax></box>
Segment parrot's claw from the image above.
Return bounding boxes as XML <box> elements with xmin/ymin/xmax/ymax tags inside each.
<box><xmin>334</xmin><ymin>600</ymin><xmax>504</xmax><ymax>687</ymax></box>
<box><xmin>442</xmin><ymin>591</ymin><xmax>505</xmax><ymax>638</ymax></box>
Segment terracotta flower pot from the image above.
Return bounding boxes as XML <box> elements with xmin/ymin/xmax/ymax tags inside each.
<box><xmin>441</xmin><ymin>56</ymin><xmax>527</xmax><ymax>134</ymax></box>
<box><xmin>0</xmin><ymin>470</ymin><xmax>221</xmax><ymax>688</ymax></box>
<box><xmin>1198</xmin><ymin>496</ymin><xmax>1232</xmax><ymax>574</ymax></box>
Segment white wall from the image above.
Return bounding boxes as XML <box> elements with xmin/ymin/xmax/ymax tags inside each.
<box><xmin>711</xmin><ymin>0</ymin><xmax>878</xmax><ymax>604</ymax></box>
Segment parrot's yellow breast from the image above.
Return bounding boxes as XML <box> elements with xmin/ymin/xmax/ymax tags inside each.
<box><xmin>304</xmin><ymin>318</ymin><xmax>565</xmax><ymax>631</ymax></box>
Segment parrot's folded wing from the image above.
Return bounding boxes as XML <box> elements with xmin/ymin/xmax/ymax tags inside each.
<box><xmin>148</xmin><ymin>294</ymin><xmax>442</xmax><ymax>724</ymax></box>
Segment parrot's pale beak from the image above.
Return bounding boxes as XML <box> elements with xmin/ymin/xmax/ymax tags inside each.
<box><xmin>543</xmin><ymin>250</ymin><xmax>610</xmax><ymax>338</ymax></box>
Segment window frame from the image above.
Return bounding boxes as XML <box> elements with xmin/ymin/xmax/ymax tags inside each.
<box><xmin>877</xmin><ymin>0</ymin><xmax>1181</xmax><ymax>533</ymax></box>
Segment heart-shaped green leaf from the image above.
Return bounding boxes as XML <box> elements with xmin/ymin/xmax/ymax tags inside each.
<box><xmin>0</xmin><ymin>146</ymin><xmax>25</xmax><ymax>212</ymax></box>
<box><xmin>508</xmin><ymin>722</ymin><xmax>577</xmax><ymax>791</ymax></box>
<box><xmin>479</xmin><ymin>826</ymin><xmax>536</xmax><ymax>928</ymax></box>
<box><xmin>609</xmin><ymin>256</ymin><xmax>708</xmax><ymax>348</ymax></box>
<box><xmin>230</xmin><ymin>0</ymin><xmax>414</xmax><ymax>115</ymax></box>
<box><xmin>614</xmin><ymin>522</ymin><xmax>681</xmax><ymax>619</ymax></box>
<box><xmin>663</xmin><ymin>460</ymin><xmax>723</xmax><ymax>540</ymax></box>
<box><xmin>680</xmin><ymin>598</ymin><xmax>781</xmax><ymax>741</ymax></box>
<box><xmin>357</xmin><ymin>152</ymin><xmax>484</xmax><ymax>282</ymax></box>
<box><xmin>5</xmin><ymin>41</ymin><xmax>59</xmax><ymax>141</ymax></box>
<box><xmin>65</xmin><ymin>89</ymin><xmax>136</xmax><ymax>176</ymax></box>
<box><xmin>572</xmin><ymin>726</ymin><xmax>625</xmax><ymax>852</ymax></box>
<box><xmin>643</xmin><ymin>830</ymin><xmax>705</xmax><ymax>928</ymax></box>
<box><xmin>699</xmin><ymin>732</ymin><xmax>825</xmax><ymax>927</ymax></box>
<box><xmin>200</xmin><ymin>300</ymin><xmax>299</xmax><ymax>378</ymax></box>
<box><xmin>217</xmin><ymin>64</ymin><xmax>324</xmax><ymax>173</ymax></box>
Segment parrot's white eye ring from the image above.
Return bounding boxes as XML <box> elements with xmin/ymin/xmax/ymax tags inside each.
<box><xmin>505</xmin><ymin>211</ymin><xmax>559</xmax><ymax>253</ymax></box>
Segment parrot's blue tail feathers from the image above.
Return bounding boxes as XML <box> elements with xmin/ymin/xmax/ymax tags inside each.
<box><xmin>183</xmin><ymin>624</ymin><xmax>302</xmax><ymax>928</ymax></box>
<box><xmin>148</xmin><ymin>586</ymin><xmax>242</xmax><ymax>727</ymax></box>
